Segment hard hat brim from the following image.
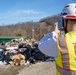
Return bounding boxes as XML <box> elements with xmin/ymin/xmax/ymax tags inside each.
<box><xmin>66</xmin><ymin>15</ymin><xmax>76</xmax><ymax>19</ymax></box>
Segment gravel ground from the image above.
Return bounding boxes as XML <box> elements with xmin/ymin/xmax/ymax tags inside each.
<box><xmin>17</xmin><ymin>62</ymin><xmax>56</xmax><ymax>75</ymax></box>
<box><xmin>0</xmin><ymin>64</ymin><xmax>25</xmax><ymax>75</ymax></box>
<box><xmin>0</xmin><ymin>62</ymin><xmax>56</xmax><ymax>75</ymax></box>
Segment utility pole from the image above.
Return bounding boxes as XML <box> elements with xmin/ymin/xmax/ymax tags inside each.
<box><xmin>32</xmin><ymin>26</ymin><xmax>35</xmax><ymax>39</ymax></box>
<box><xmin>39</xmin><ymin>26</ymin><xmax>41</xmax><ymax>40</ymax></box>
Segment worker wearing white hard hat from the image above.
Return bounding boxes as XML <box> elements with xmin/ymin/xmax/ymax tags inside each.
<box><xmin>39</xmin><ymin>3</ymin><xmax>76</xmax><ymax>75</ymax></box>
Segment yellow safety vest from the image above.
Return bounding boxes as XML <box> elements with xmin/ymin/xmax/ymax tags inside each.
<box><xmin>55</xmin><ymin>31</ymin><xmax>76</xmax><ymax>75</ymax></box>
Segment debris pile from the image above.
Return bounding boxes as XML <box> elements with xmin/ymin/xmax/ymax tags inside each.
<box><xmin>0</xmin><ymin>38</ymin><xmax>53</xmax><ymax>66</ymax></box>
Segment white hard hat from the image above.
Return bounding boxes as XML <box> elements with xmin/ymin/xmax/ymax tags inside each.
<box><xmin>61</xmin><ymin>3</ymin><xmax>76</xmax><ymax>19</ymax></box>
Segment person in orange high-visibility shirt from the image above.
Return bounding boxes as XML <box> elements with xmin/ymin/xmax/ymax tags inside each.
<box><xmin>38</xmin><ymin>3</ymin><xmax>76</xmax><ymax>75</ymax></box>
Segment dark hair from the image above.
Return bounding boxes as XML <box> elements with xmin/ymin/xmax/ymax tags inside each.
<box><xmin>62</xmin><ymin>19</ymin><xmax>69</xmax><ymax>33</ymax></box>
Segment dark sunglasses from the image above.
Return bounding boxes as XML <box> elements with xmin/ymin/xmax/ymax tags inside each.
<box><xmin>69</xmin><ymin>19</ymin><xmax>76</xmax><ymax>21</ymax></box>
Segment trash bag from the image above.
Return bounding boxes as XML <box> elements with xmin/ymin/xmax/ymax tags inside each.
<box><xmin>32</xmin><ymin>43</ymin><xmax>38</xmax><ymax>48</ymax></box>
<box><xmin>22</xmin><ymin>49</ymin><xmax>31</xmax><ymax>60</ymax></box>
<box><xmin>31</xmin><ymin>48</ymin><xmax>45</xmax><ymax>61</ymax></box>
<box><xmin>18</xmin><ymin>43</ymin><xmax>26</xmax><ymax>48</ymax></box>
<box><xmin>4</xmin><ymin>53</ymin><xmax>11</xmax><ymax>64</ymax></box>
<box><xmin>25</xmin><ymin>45</ymin><xmax>32</xmax><ymax>50</ymax></box>
<box><xmin>0</xmin><ymin>51</ymin><xmax>4</xmax><ymax>61</ymax></box>
<box><xmin>34</xmin><ymin>52</ymin><xmax>45</xmax><ymax>60</ymax></box>
<box><xmin>28</xmin><ymin>57</ymin><xmax>35</xmax><ymax>64</ymax></box>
